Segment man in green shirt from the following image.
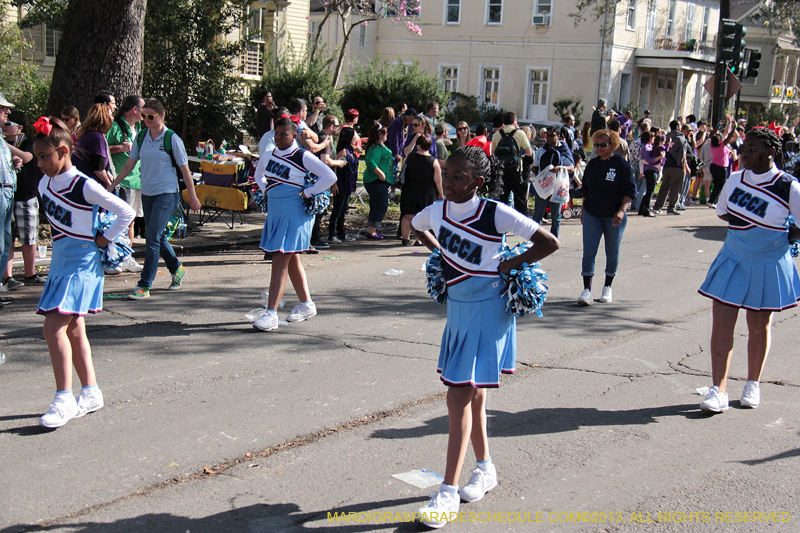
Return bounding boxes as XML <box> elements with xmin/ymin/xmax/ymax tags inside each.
<box><xmin>107</xmin><ymin>95</ymin><xmax>145</xmax><ymax>272</ymax></box>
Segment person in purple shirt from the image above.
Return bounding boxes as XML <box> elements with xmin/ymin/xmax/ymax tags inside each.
<box><xmin>402</xmin><ymin>115</ymin><xmax>437</xmax><ymax>160</ymax></box>
<box><xmin>638</xmin><ymin>131</ymin><xmax>665</xmax><ymax>217</ymax></box>
<box><xmin>618</xmin><ymin>111</ymin><xmax>633</xmax><ymax>141</ymax></box>
<box><xmin>72</xmin><ymin>104</ymin><xmax>114</xmax><ymax>188</ymax></box>
<box><xmin>387</xmin><ymin>107</ymin><xmax>416</xmax><ymax>162</ymax></box>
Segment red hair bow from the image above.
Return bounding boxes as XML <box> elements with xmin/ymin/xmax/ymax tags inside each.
<box><xmin>33</xmin><ymin>116</ymin><xmax>53</xmax><ymax>136</ymax></box>
<box><xmin>279</xmin><ymin>114</ymin><xmax>301</xmax><ymax>125</ymax></box>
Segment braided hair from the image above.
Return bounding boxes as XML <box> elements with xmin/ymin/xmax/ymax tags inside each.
<box><xmin>747</xmin><ymin>127</ymin><xmax>784</xmax><ymax>169</ymax></box>
<box><xmin>448</xmin><ymin>145</ymin><xmax>505</xmax><ymax>199</ymax></box>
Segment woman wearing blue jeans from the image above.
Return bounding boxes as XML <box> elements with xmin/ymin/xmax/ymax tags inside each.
<box><xmin>362</xmin><ymin>123</ymin><xmax>394</xmax><ymax>239</ymax></box>
<box><xmin>109</xmin><ymin>99</ymin><xmax>201</xmax><ymax>299</ymax></box>
<box><xmin>577</xmin><ymin>129</ymin><xmax>637</xmax><ymax>306</ymax></box>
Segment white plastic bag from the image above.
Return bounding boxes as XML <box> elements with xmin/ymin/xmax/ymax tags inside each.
<box><xmin>551</xmin><ymin>168</ymin><xmax>570</xmax><ymax>204</ymax></box>
<box><xmin>531</xmin><ymin>165</ymin><xmax>556</xmax><ymax>198</ymax></box>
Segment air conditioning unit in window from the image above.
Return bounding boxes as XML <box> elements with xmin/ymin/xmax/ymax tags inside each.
<box><xmin>533</xmin><ymin>14</ymin><xmax>550</xmax><ymax>25</ymax></box>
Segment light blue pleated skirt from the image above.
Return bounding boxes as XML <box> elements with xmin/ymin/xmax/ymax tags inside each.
<box><xmin>37</xmin><ymin>238</ymin><xmax>104</xmax><ymax>316</ymax></box>
<box><xmin>698</xmin><ymin>227</ymin><xmax>800</xmax><ymax>311</ymax></box>
<box><xmin>438</xmin><ymin>276</ymin><xmax>515</xmax><ymax>388</ymax></box>
<box><xmin>259</xmin><ymin>185</ymin><xmax>313</xmax><ymax>254</ymax></box>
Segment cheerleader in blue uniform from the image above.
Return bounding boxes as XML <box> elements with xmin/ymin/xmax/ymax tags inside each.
<box><xmin>698</xmin><ymin>128</ymin><xmax>800</xmax><ymax>413</ymax></box>
<box><xmin>32</xmin><ymin>117</ymin><xmax>134</xmax><ymax>428</ymax></box>
<box><xmin>412</xmin><ymin>146</ymin><xmax>560</xmax><ymax>528</ymax></box>
<box><xmin>252</xmin><ymin>116</ymin><xmax>336</xmax><ymax>331</ymax></box>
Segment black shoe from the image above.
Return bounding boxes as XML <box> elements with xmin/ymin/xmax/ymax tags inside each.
<box><xmin>401</xmin><ymin>239</ymin><xmax>412</xmax><ymax>246</ymax></box>
<box><xmin>263</xmin><ymin>253</ymin><xmax>273</xmax><ymax>261</ymax></box>
<box><xmin>305</xmin><ymin>246</ymin><xmax>319</xmax><ymax>254</ymax></box>
<box><xmin>310</xmin><ymin>240</ymin><xmax>330</xmax><ymax>250</ymax></box>
<box><xmin>0</xmin><ymin>296</ymin><xmax>13</xmax><ymax>303</ymax></box>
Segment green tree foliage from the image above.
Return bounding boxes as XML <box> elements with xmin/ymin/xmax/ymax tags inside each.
<box><xmin>443</xmin><ymin>92</ymin><xmax>502</xmax><ymax>125</ymax></box>
<box><xmin>142</xmin><ymin>0</ymin><xmax>249</xmax><ymax>145</ymax></box>
<box><xmin>339</xmin><ymin>57</ymin><xmax>446</xmax><ymax>136</ymax></box>
<box><xmin>0</xmin><ymin>1</ymin><xmax>50</xmax><ymax>123</ymax></box>
<box><xmin>747</xmin><ymin>1</ymin><xmax>800</xmax><ymax>48</ymax></box>
<box><xmin>552</xmin><ymin>96</ymin><xmax>584</xmax><ymax>125</ymax></box>
<box><xmin>247</xmin><ymin>48</ymin><xmax>339</xmax><ymax>137</ymax></box>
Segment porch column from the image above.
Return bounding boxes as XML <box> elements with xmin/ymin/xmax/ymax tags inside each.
<box><xmin>674</xmin><ymin>68</ymin><xmax>684</xmax><ymax>119</ymax></box>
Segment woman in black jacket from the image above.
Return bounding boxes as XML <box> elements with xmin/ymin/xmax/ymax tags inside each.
<box><xmin>577</xmin><ymin>129</ymin><xmax>637</xmax><ymax>306</ymax></box>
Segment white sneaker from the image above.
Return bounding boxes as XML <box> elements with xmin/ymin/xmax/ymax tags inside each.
<box><xmin>75</xmin><ymin>387</ymin><xmax>104</xmax><ymax>417</ymax></box>
<box><xmin>740</xmin><ymin>380</ymin><xmax>760</xmax><ymax>408</ymax></box>
<box><xmin>286</xmin><ymin>302</ymin><xmax>317</xmax><ymax>322</ymax></box>
<box><xmin>104</xmin><ymin>266</ymin><xmax>122</xmax><ymax>275</ymax></box>
<box><xmin>700</xmin><ymin>385</ymin><xmax>729</xmax><ymax>413</ymax></box>
<box><xmin>39</xmin><ymin>393</ymin><xmax>79</xmax><ymax>428</ymax></box>
<box><xmin>119</xmin><ymin>256</ymin><xmax>143</xmax><ymax>272</ymax></box>
<box><xmin>329</xmin><ymin>236</ymin><xmax>342</xmax><ymax>244</ymax></box>
<box><xmin>418</xmin><ymin>489</ymin><xmax>459</xmax><ymax>529</ymax></box>
<box><xmin>253</xmin><ymin>312</ymin><xmax>279</xmax><ymax>331</ymax></box>
<box><xmin>577</xmin><ymin>289</ymin><xmax>593</xmax><ymax>306</ymax></box>
<box><xmin>599</xmin><ymin>286</ymin><xmax>612</xmax><ymax>303</ymax></box>
<box><xmin>459</xmin><ymin>464</ymin><xmax>498</xmax><ymax>502</ymax></box>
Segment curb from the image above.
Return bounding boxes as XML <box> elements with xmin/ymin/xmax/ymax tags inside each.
<box><xmin>131</xmin><ymin>238</ymin><xmax>263</xmax><ymax>257</ymax></box>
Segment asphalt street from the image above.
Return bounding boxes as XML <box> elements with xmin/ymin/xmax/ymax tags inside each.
<box><xmin>1</xmin><ymin>205</ymin><xmax>798</xmax><ymax>532</ymax></box>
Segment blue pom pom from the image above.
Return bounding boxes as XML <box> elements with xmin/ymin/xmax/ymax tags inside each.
<box><xmin>252</xmin><ymin>189</ymin><xmax>268</xmax><ymax>214</ymax></box>
<box><xmin>425</xmin><ymin>248</ymin><xmax>447</xmax><ymax>304</ymax></box>
<box><xmin>94</xmin><ymin>211</ymin><xmax>134</xmax><ymax>268</ymax></box>
<box><xmin>497</xmin><ymin>239</ymin><xmax>549</xmax><ymax>317</ymax></box>
<box><xmin>303</xmin><ymin>173</ymin><xmax>331</xmax><ymax>215</ymax></box>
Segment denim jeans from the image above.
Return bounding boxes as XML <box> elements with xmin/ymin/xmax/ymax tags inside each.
<box><xmin>0</xmin><ymin>187</ymin><xmax>13</xmax><ymax>278</ymax></box>
<box><xmin>139</xmin><ymin>192</ymin><xmax>181</xmax><ymax>289</ymax></box>
<box><xmin>581</xmin><ymin>209</ymin><xmax>627</xmax><ymax>277</ymax></box>
<box><xmin>632</xmin><ymin>166</ymin><xmax>647</xmax><ymax>210</ymax></box>
<box><xmin>364</xmin><ymin>180</ymin><xmax>390</xmax><ymax>229</ymax></box>
<box><xmin>531</xmin><ymin>193</ymin><xmax>561</xmax><ymax>238</ymax></box>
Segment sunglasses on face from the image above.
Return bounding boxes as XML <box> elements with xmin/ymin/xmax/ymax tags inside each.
<box><xmin>457</xmin><ymin>127</ymin><xmax>468</xmax><ymax>131</ymax></box>
<box><xmin>595</xmin><ymin>142</ymin><xmax>611</xmax><ymax>148</ymax></box>
<box><xmin>412</xmin><ymin>122</ymin><xmax>422</xmax><ymax>127</ymax></box>
<box><xmin>141</xmin><ymin>113</ymin><xmax>160</xmax><ymax>120</ymax></box>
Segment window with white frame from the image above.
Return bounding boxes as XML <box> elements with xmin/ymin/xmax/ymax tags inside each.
<box><xmin>45</xmin><ymin>26</ymin><xmax>61</xmax><ymax>57</ymax></box>
<box><xmin>666</xmin><ymin>0</ymin><xmax>676</xmax><ymax>39</ymax></box>
<box><xmin>446</xmin><ymin>0</ymin><xmax>460</xmax><ymax>24</ymax></box>
<box><xmin>440</xmin><ymin>65</ymin><xmax>459</xmax><ymax>92</ymax></box>
<box><xmin>487</xmin><ymin>0</ymin><xmax>502</xmax><ymax>25</ymax></box>
<box><xmin>482</xmin><ymin>68</ymin><xmax>500</xmax><ymax>104</ymax></box>
<box><xmin>685</xmin><ymin>3</ymin><xmax>696</xmax><ymax>42</ymax></box>
<box><xmin>626</xmin><ymin>0</ymin><xmax>637</xmax><ymax>30</ymax></box>
<box><xmin>359</xmin><ymin>23</ymin><xmax>366</xmax><ymax>48</ymax></box>
<box><xmin>246</xmin><ymin>7</ymin><xmax>266</xmax><ymax>42</ymax></box>
<box><xmin>534</xmin><ymin>0</ymin><xmax>552</xmax><ymax>21</ymax></box>
<box><xmin>701</xmin><ymin>6</ymin><xmax>710</xmax><ymax>43</ymax></box>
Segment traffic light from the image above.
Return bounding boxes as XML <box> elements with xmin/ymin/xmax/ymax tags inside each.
<box><xmin>720</xmin><ymin>20</ymin><xmax>747</xmax><ymax>72</ymax></box>
<box><xmin>746</xmin><ymin>50</ymin><xmax>762</xmax><ymax>79</ymax></box>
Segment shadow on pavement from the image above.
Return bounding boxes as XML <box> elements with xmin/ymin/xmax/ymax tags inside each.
<box><xmin>676</xmin><ymin>225</ymin><xmax>726</xmax><ymax>242</ymax></box>
<box><xmin>1</xmin><ymin>498</ymin><xmax>432</xmax><ymax>533</ymax></box>
<box><xmin>370</xmin><ymin>404</ymin><xmax>704</xmax><ymax>440</ymax></box>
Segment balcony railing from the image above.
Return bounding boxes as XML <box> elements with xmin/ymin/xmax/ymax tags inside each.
<box><xmin>635</xmin><ymin>25</ymin><xmax>716</xmax><ymax>56</ymax></box>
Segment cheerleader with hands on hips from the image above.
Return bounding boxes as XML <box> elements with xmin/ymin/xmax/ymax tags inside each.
<box><xmin>411</xmin><ymin>146</ymin><xmax>560</xmax><ymax>528</ymax></box>
<box><xmin>698</xmin><ymin>127</ymin><xmax>800</xmax><ymax>413</ymax></box>
<box><xmin>32</xmin><ymin>117</ymin><xmax>135</xmax><ymax>428</ymax></box>
<box><xmin>252</xmin><ymin>116</ymin><xmax>336</xmax><ymax>331</ymax></box>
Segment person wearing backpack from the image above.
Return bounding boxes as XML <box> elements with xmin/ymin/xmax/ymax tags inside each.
<box><xmin>491</xmin><ymin>112</ymin><xmax>533</xmax><ymax>215</ymax></box>
<box><xmin>653</xmin><ymin>120</ymin><xmax>689</xmax><ymax>215</ymax></box>
<box><xmin>109</xmin><ymin>99</ymin><xmax>201</xmax><ymax>300</ymax></box>
<box><xmin>531</xmin><ymin>126</ymin><xmax>575</xmax><ymax>238</ymax></box>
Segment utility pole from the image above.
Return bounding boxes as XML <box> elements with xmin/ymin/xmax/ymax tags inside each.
<box><xmin>712</xmin><ymin>0</ymin><xmax>731</xmax><ymax>129</ymax></box>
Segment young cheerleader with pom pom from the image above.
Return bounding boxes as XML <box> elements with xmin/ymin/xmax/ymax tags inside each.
<box><xmin>33</xmin><ymin>117</ymin><xmax>135</xmax><ymax>428</ymax></box>
<box><xmin>697</xmin><ymin>127</ymin><xmax>800</xmax><ymax>413</ymax></box>
<box><xmin>411</xmin><ymin>146</ymin><xmax>560</xmax><ymax>528</ymax></box>
<box><xmin>251</xmin><ymin>116</ymin><xmax>336</xmax><ymax>331</ymax></box>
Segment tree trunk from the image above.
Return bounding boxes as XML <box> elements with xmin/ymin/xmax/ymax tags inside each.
<box><xmin>46</xmin><ymin>0</ymin><xmax>147</xmax><ymax>117</ymax></box>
